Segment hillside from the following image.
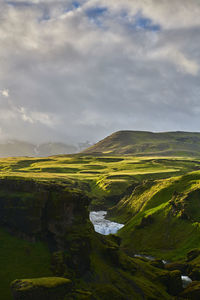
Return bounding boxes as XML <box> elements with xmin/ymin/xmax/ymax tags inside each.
<box><xmin>0</xmin><ymin>154</ymin><xmax>198</xmax><ymax>210</ymax></box>
<box><xmin>83</xmin><ymin>130</ymin><xmax>200</xmax><ymax>156</ymax></box>
<box><xmin>109</xmin><ymin>171</ymin><xmax>200</xmax><ymax>261</ymax></box>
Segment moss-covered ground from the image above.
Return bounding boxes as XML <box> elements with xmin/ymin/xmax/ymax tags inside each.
<box><xmin>0</xmin><ymin>154</ymin><xmax>198</xmax><ymax>209</ymax></box>
<box><xmin>110</xmin><ymin>171</ymin><xmax>200</xmax><ymax>261</ymax></box>
<box><xmin>0</xmin><ymin>228</ymin><xmax>52</xmax><ymax>299</ymax></box>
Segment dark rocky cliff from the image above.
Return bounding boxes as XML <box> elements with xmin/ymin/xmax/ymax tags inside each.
<box><xmin>0</xmin><ymin>178</ymin><xmax>92</xmax><ymax>277</ymax></box>
<box><xmin>0</xmin><ymin>177</ymin><xmax>190</xmax><ymax>299</ymax></box>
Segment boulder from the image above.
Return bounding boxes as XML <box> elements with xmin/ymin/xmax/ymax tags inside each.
<box><xmin>150</xmin><ymin>259</ymin><xmax>165</xmax><ymax>269</ymax></box>
<box><xmin>189</xmin><ymin>267</ymin><xmax>200</xmax><ymax>281</ymax></box>
<box><xmin>11</xmin><ymin>277</ymin><xmax>72</xmax><ymax>300</ymax></box>
<box><xmin>164</xmin><ymin>262</ymin><xmax>189</xmax><ymax>273</ymax></box>
<box><xmin>158</xmin><ymin>270</ymin><xmax>182</xmax><ymax>295</ymax></box>
<box><xmin>187</xmin><ymin>249</ymin><xmax>200</xmax><ymax>262</ymax></box>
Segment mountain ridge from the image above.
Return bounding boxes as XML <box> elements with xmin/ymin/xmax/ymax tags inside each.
<box><xmin>83</xmin><ymin>130</ymin><xmax>200</xmax><ymax>156</ymax></box>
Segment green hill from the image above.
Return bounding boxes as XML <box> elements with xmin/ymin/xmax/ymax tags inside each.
<box><xmin>83</xmin><ymin>130</ymin><xmax>200</xmax><ymax>156</ymax></box>
<box><xmin>109</xmin><ymin>171</ymin><xmax>200</xmax><ymax>261</ymax></box>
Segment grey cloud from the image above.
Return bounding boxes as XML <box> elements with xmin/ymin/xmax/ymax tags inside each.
<box><xmin>0</xmin><ymin>0</ymin><xmax>199</xmax><ymax>144</ymax></box>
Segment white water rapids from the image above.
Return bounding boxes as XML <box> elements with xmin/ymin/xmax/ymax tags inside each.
<box><xmin>90</xmin><ymin>211</ymin><xmax>193</xmax><ymax>289</ymax></box>
<box><xmin>133</xmin><ymin>254</ymin><xmax>192</xmax><ymax>288</ymax></box>
<box><xmin>181</xmin><ymin>276</ymin><xmax>192</xmax><ymax>288</ymax></box>
<box><xmin>89</xmin><ymin>211</ymin><xmax>124</xmax><ymax>235</ymax></box>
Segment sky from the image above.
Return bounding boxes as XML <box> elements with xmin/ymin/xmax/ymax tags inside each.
<box><xmin>0</xmin><ymin>0</ymin><xmax>200</xmax><ymax>144</ymax></box>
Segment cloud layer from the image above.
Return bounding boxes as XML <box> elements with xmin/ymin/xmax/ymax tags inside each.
<box><xmin>0</xmin><ymin>0</ymin><xmax>200</xmax><ymax>143</ymax></box>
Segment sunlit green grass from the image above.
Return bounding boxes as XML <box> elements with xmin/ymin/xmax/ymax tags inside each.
<box><xmin>0</xmin><ymin>155</ymin><xmax>197</xmax><ymax>179</ymax></box>
<box><xmin>0</xmin><ymin>155</ymin><xmax>199</xmax><ymax>204</ymax></box>
<box><xmin>114</xmin><ymin>170</ymin><xmax>200</xmax><ymax>260</ymax></box>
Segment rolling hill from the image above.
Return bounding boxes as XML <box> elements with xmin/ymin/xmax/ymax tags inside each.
<box><xmin>83</xmin><ymin>130</ymin><xmax>200</xmax><ymax>156</ymax></box>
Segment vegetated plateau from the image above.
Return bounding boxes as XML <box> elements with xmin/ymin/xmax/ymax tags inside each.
<box><xmin>2</xmin><ymin>130</ymin><xmax>200</xmax><ymax>299</ymax></box>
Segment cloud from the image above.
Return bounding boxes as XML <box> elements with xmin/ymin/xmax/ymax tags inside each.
<box><xmin>148</xmin><ymin>46</ymin><xmax>199</xmax><ymax>76</ymax></box>
<box><xmin>85</xmin><ymin>0</ymin><xmax>200</xmax><ymax>29</ymax></box>
<box><xmin>16</xmin><ymin>106</ymin><xmax>56</xmax><ymax>127</ymax></box>
<box><xmin>0</xmin><ymin>89</ymin><xmax>9</xmax><ymax>98</ymax></box>
<box><xmin>0</xmin><ymin>0</ymin><xmax>199</xmax><ymax>144</ymax></box>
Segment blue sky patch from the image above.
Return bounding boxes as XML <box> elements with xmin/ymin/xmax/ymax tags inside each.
<box><xmin>72</xmin><ymin>1</ymin><xmax>80</xmax><ymax>9</ymax></box>
<box><xmin>119</xmin><ymin>10</ymin><xmax>161</xmax><ymax>32</ymax></box>
<box><xmin>134</xmin><ymin>11</ymin><xmax>161</xmax><ymax>31</ymax></box>
<box><xmin>85</xmin><ymin>6</ymin><xmax>107</xmax><ymax>27</ymax></box>
<box><xmin>135</xmin><ymin>16</ymin><xmax>160</xmax><ymax>31</ymax></box>
<box><xmin>86</xmin><ymin>7</ymin><xmax>107</xmax><ymax>19</ymax></box>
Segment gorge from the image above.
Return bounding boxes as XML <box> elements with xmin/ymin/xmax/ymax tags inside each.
<box><xmin>0</xmin><ymin>131</ymin><xmax>199</xmax><ymax>298</ymax></box>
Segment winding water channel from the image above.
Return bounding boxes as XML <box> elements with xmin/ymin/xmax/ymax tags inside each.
<box><xmin>89</xmin><ymin>210</ymin><xmax>192</xmax><ymax>288</ymax></box>
<box><xmin>89</xmin><ymin>211</ymin><xmax>124</xmax><ymax>235</ymax></box>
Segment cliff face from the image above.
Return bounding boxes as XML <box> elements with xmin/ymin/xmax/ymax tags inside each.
<box><xmin>11</xmin><ymin>277</ymin><xmax>72</xmax><ymax>300</ymax></box>
<box><xmin>0</xmin><ymin>177</ymin><xmax>191</xmax><ymax>299</ymax></box>
<box><xmin>0</xmin><ymin>178</ymin><xmax>92</xmax><ymax>275</ymax></box>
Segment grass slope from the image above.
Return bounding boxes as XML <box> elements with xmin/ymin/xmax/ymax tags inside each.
<box><xmin>0</xmin><ymin>155</ymin><xmax>198</xmax><ymax>209</ymax></box>
<box><xmin>83</xmin><ymin>130</ymin><xmax>200</xmax><ymax>156</ymax></box>
<box><xmin>87</xmin><ymin>234</ymin><xmax>174</xmax><ymax>300</ymax></box>
<box><xmin>0</xmin><ymin>228</ymin><xmax>52</xmax><ymax>299</ymax></box>
<box><xmin>111</xmin><ymin>171</ymin><xmax>200</xmax><ymax>260</ymax></box>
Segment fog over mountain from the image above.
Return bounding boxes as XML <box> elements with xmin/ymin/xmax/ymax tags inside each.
<box><xmin>0</xmin><ymin>140</ymin><xmax>80</xmax><ymax>157</ymax></box>
<box><xmin>0</xmin><ymin>0</ymin><xmax>200</xmax><ymax>143</ymax></box>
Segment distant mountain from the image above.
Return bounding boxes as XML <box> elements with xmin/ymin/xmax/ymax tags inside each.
<box><xmin>37</xmin><ymin>142</ymin><xmax>77</xmax><ymax>156</ymax></box>
<box><xmin>83</xmin><ymin>130</ymin><xmax>200</xmax><ymax>156</ymax></box>
<box><xmin>0</xmin><ymin>140</ymin><xmax>78</xmax><ymax>157</ymax></box>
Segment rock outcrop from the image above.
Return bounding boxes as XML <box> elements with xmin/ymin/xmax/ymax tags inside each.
<box><xmin>0</xmin><ymin>178</ymin><xmax>92</xmax><ymax>276</ymax></box>
<box><xmin>11</xmin><ymin>277</ymin><xmax>72</xmax><ymax>300</ymax></box>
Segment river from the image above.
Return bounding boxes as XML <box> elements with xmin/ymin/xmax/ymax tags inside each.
<box><xmin>89</xmin><ymin>211</ymin><xmax>124</xmax><ymax>235</ymax></box>
<box><xmin>89</xmin><ymin>210</ymin><xmax>192</xmax><ymax>288</ymax></box>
